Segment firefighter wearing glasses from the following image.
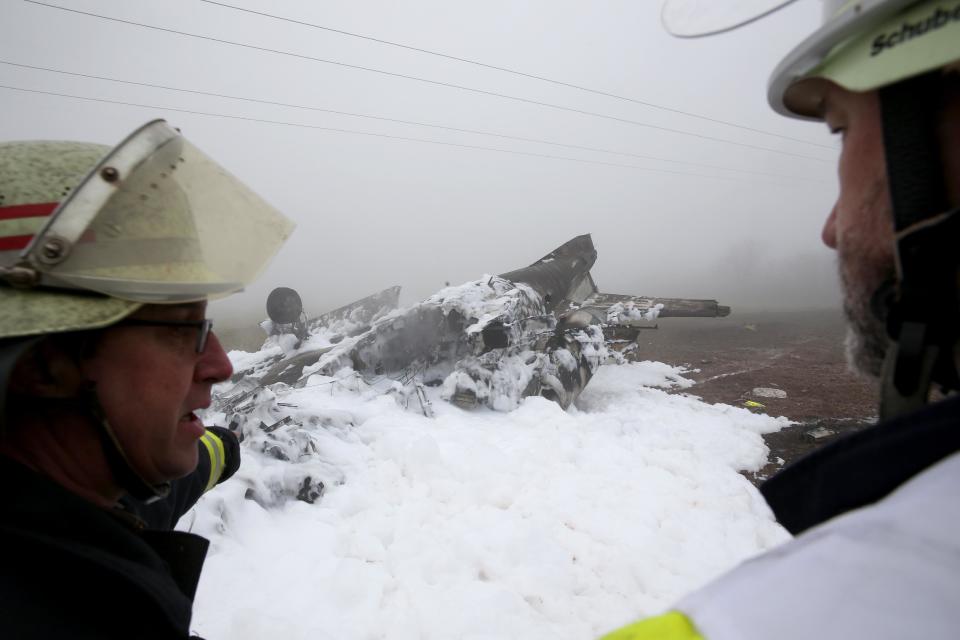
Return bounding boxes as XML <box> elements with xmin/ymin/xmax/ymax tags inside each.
<box><xmin>0</xmin><ymin>120</ymin><xmax>293</xmax><ymax>639</ymax></box>
<box><xmin>602</xmin><ymin>1</ymin><xmax>960</xmax><ymax>638</ymax></box>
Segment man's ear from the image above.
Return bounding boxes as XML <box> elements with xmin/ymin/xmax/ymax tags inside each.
<box><xmin>8</xmin><ymin>339</ymin><xmax>86</xmax><ymax>399</ymax></box>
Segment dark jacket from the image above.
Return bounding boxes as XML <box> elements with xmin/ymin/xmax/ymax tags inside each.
<box><xmin>761</xmin><ymin>392</ymin><xmax>960</xmax><ymax>534</ymax></box>
<box><xmin>0</xmin><ymin>427</ymin><xmax>240</xmax><ymax>639</ymax></box>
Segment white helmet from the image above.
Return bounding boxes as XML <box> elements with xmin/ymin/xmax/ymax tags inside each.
<box><xmin>769</xmin><ymin>0</ymin><xmax>960</xmax><ymax>118</ymax></box>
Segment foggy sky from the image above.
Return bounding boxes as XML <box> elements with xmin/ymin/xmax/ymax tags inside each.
<box><xmin>0</xmin><ymin>0</ymin><xmax>841</xmax><ymax>328</ymax></box>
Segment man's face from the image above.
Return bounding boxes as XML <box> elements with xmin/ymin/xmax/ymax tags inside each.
<box><xmin>81</xmin><ymin>302</ymin><xmax>233</xmax><ymax>484</ymax></box>
<box><xmin>820</xmin><ymin>84</ymin><xmax>896</xmax><ymax>378</ymax></box>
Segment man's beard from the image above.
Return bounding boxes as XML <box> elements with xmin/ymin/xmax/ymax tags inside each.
<box><xmin>838</xmin><ymin>243</ymin><xmax>895</xmax><ymax>379</ymax></box>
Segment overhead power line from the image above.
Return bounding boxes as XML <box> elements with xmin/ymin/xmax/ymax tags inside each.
<box><xmin>0</xmin><ymin>60</ymin><xmax>827</xmax><ymax>184</ymax></box>
<box><xmin>0</xmin><ymin>83</ymin><xmax>812</xmax><ymax>186</ymax></box>
<box><xmin>24</xmin><ymin>1</ymin><xmax>830</xmax><ymax>163</ymax></box>
<box><xmin>200</xmin><ymin>0</ymin><xmax>830</xmax><ymax>150</ymax></box>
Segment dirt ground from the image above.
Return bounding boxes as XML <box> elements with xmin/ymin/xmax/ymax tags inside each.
<box><xmin>628</xmin><ymin>309</ymin><xmax>878</xmax><ymax>485</ymax></box>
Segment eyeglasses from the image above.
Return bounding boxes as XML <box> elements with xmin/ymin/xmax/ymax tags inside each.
<box><xmin>117</xmin><ymin>318</ymin><xmax>214</xmax><ymax>354</ymax></box>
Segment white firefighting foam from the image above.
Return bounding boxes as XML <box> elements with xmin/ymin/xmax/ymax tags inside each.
<box><xmin>189</xmin><ymin>356</ymin><xmax>790</xmax><ymax>639</ymax></box>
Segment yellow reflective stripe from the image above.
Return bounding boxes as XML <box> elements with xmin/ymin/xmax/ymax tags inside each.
<box><xmin>199</xmin><ymin>431</ymin><xmax>226</xmax><ymax>492</ymax></box>
<box><xmin>599</xmin><ymin>611</ymin><xmax>705</xmax><ymax>640</ymax></box>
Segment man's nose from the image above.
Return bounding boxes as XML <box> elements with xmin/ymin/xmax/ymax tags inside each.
<box><xmin>822</xmin><ymin>205</ymin><xmax>838</xmax><ymax>249</ymax></box>
<box><xmin>196</xmin><ymin>331</ymin><xmax>233</xmax><ymax>383</ymax></box>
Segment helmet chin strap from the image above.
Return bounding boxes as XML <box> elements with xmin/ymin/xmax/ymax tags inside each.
<box><xmin>80</xmin><ymin>384</ymin><xmax>170</xmax><ymax>504</ymax></box>
<box><xmin>2</xmin><ymin>339</ymin><xmax>171</xmax><ymax>504</ymax></box>
<box><xmin>877</xmin><ymin>71</ymin><xmax>960</xmax><ymax>421</ymax></box>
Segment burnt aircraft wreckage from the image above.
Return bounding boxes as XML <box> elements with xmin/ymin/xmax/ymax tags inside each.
<box><xmin>215</xmin><ymin>235</ymin><xmax>727</xmax><ymax>506</ymax></box>
<box><xmin>221</xmin><ymin>234</ymin><xmax>729</xmax><ymax>420</ymax></box>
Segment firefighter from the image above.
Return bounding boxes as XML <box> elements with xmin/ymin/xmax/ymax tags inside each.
<box><xmin>0</xmin><ymin>120</ymin><xmax>293</xmax><ymax>638</ymax></box>
<box><xmin>602</xmin><ymin>1</ymin><xmax>960</xmax><ymax>637</ymax></box>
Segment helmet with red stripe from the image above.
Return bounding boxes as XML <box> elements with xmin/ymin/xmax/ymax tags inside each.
<box><xmin>0</xmin><ymin>120</ymin><xmax>294</xmax><ymax>339</ymax></box>
<box><xmin>0</xmin><ymin>140</ymin><xmax>139</xmax><ymax>337</ymax></box>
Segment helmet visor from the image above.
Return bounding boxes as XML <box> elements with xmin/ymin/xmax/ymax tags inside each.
<box><xmin>661</xmin><ymin>0</ymin><xmax>797</xmax><ymax>37</ymax></box>
<box><xmin>23</xmin><ymin>120</ymin><xmax>294</xmax><ymax>303</ymax></box>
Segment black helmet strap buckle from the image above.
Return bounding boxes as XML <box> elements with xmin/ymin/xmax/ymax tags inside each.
<box><xmin>878</xmin><ymin>71</ymin><xmax>960</xmax><ymax>420</ymax></box>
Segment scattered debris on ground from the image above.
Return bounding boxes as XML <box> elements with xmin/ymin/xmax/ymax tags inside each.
<box><xmin>630</xmin><ymin>309</ymin><xmax>876</xmax><ymax>486</ymax></box>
